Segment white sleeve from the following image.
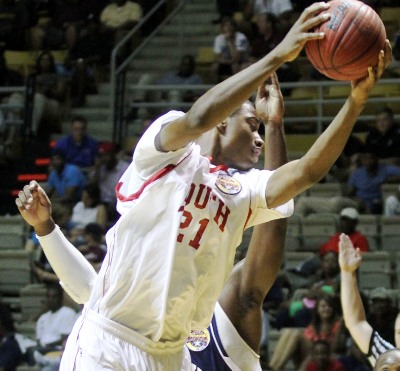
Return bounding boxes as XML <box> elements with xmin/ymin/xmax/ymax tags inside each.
<box><xmin>37</xmin><ymin>226</ymin><xmax>97</xmax><ymax>304</ymax></box>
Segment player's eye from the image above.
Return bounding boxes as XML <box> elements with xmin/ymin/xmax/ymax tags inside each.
<box><xmin>246</xmin><ymin>117</ymin><xmax>260</xmax><ymax>131</ymax></box>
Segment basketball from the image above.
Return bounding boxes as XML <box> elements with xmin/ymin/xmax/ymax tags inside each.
<box><xmin>305</xmin><ymin>0</ymin><xmax>386</xmax><ymax>81</ymax></box>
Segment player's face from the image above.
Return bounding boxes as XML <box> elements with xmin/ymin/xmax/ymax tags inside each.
<box><xmin>221</xmin><ymin>103</ymin><xmax>264</xmax><ymax>171</ymax></box>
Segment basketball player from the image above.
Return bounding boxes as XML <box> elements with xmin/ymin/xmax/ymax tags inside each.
<box><xmin>339</xmin><ymin>233</ymin><xmax>398</xmax><ymax>368</ymax></box>
<box><xmin>187</xmin><ymin>73</ymin><xmax>288</xmax><ymax>370</ymax></box>
<box><xmin>16</xmin><ymin>2</ymin><xmax>392</xmax><ymax>369</ymax></box>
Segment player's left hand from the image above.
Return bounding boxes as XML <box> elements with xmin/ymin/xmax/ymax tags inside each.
<box><xmin>255</xmin><ymin>73</ymin><xmax>284</xmax><ymax>125</ymax></box>
<box><xmin>351</xmin><ymin>39</ymin><xmax>392</xmax><ymax>103</ymax></box>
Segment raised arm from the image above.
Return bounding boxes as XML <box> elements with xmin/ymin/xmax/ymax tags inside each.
<box><xmin>157</xmin><ymin>2</ymin><xmax>331</xmax><ymax>152</ymax></box>
<box><xmin>15</xmin><ymin>181</ymin><xmax>96</xmax><ymax>303</ymax></box>
<box><xmin>265</xmin><ymin>41</ymin><xmax>392</xmax><ymax>209</ymax></box>
<box><xmin>218</xmin><ymin>74</ymin><xmax>288</xmax><ymax>352</ymax></box>
<box><xmin>339</xmin><ymin>233</ymin><xmax>372</xmax><ymax>353</ymax></box>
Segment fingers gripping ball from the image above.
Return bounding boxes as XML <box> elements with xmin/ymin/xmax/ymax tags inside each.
<box><xmin>305</xmin><ymin>0</ymin><xmax>386</xmax><ymax>81</ymax></box>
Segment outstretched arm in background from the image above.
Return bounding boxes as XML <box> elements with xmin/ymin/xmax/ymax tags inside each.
<box><xmin>339</xmin><ymin>233</ymin><xmax>372</xmax><ymax>353</ymax></box>
<box><xmin>218</xmin><ymin>73</ymin><xmax>288</xmax><ymax>353</ymax></box>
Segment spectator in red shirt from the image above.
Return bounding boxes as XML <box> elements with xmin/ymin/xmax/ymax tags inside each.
<box><xmin>319</xmin><ymin>208</ymin><xmax>369</xmax><ymax>256</ymax></box>
<box><xmin>301</xmin><ymin>339</ymin><xmax>345</xmax><ymax>371</ymax></box>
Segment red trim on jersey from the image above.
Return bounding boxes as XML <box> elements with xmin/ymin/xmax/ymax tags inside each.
<box><xmin>208</xmin><ymin>157</ymin><xmax>228</xmax><ymax>173</ymax></box>
<box><xmin>116</xmin><ymin>164</ymin><xmax>176</xmax><ymax>202</ymax></box>
<box><xmin>243</xmin><ymin>208</ymin><xmax>252</xmax><ymax>230</ymax></box>
<box><xmin>116</xmin><ymin>150</ymin><xmax>194</xmax><ymax>202</ymax></box>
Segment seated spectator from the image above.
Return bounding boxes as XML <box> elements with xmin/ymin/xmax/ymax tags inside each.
<box><xmin>327</xmin><ymin>133</ymin><xmax>366</xmax><ymax>183</ymax></box>
<box><xmin>367</xmin><ymin>287</ymin><xmax>398</xmax><ymax>346</ymax></box>
<box><xmin>99</xmin><ymin>0</ymin><xmax>143</xmax><ymax>58</ymax></box>
<box><xmin>300</xmin><ymin>339</ymin><xmax>345</xmax><ymax>371</ymax></box>
<box><xmin>243</xmin><ymin>0</ymin><xmax>294</xmax><ymax>37</ymax></box>
<box><xmin>269</xmin><ymin>293</ymin><xmax>343</xmax><ymax>370</ymax></box>
<box><xmin>248</xmin><ymin>13</ymin><xmax>300</xmax><ymax>92</ymax></box>
<box><xmin>26</xmin><ymin>283</ymin><xmax>77</xmax><ymax>366</ymax></box>
<box><xmin>346</xmin><ymin>151</ymin><xmax>400</xmax><ymax>214</ymax></box>
<box><xmin>319</xmin><ymin>208</ymin><xmax>369</xmax><ymax>255</ymax></box>
<box><xmin>364</xmin><ymin>107</ymin><xmax>400</xmax><ymax>164</ymax></box>
<box><xmin>384</xmin><ymin>184</ymin><xmax>400</xmax><ymax>216</ymax></box>
<box><xmin>54</xmin><ymin>115</ymin><xmax>99</xmax><ymax>173</ymax></box>
<box><xmin>0</xmin><ymin>302</ymin><xmax>23</xmax><ymax>370</ymax></box>
<box><xmin>0</xmin><ymin>49</ymin><xmax>25</xmax><ymax>156</ymax></box>
<box><xmin>130</xmin><ymin>55</ymin><xmax>204</xmax><ymax>120</ymax></box>
<box><xmin>45</xmin><ymin>148</ymin><xmax>86</xmax><ymax>206</ymax></box>
<box><xmin>69</xmin><ymin>184</ymin><xmax>108</xmax><ymax>244</ymax></box>
<box><xmin>88</xmin><ymin>141</ymin><xmax>129</xmax><ymax>224</ymax></box>
<box><xmin>77</xmin><ymin>222</ymin><xmax>106</xmax><ymax>270</ymax></box>
<box><xmin>29</xmin><ymin>0</ymin><xmax>87</xmax><ymax>51</ymax></box>
<box><xmin>213</xmin><ymin>17</ymin><xmax>249</xmax><ymax>82</ymax></box>
<box><xmin>31</xmin><ymin>51</ymin><xmax>69</xmax><ymax>137</ymax></box>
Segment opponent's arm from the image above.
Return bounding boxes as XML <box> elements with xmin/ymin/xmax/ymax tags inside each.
<box><xmin>339</xmin><ymin>233</ymin><xmax>372</xmax><ymax>353</ymax></box>
<box><xmin>16</xmin><ymin>181</ymin><xmax>97</xmax><ymax>303</ymax></box>
<box><xmin>265</xmin><ymin>41</ymin><xmax>392</xmax><ymax>209</ymax></box>
<box><xmin>218</xmin><ymin>74</ymin><xmax>288</xmax><ymax>352</ymax></box>
<box><xmin>157</xmin><ymin>3</ymin><xmax>331</xmax><ymax>152</ymax></box>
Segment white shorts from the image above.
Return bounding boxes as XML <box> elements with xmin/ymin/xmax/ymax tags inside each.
<box><xmin>60</xmin><ymin>309</ymin><xmax>192</xmax><ymax>371</ymax></box>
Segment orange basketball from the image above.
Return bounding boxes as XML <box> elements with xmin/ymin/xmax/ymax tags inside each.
<box><xmin>305</xmin><ymin>0</ymin><xmax>386</xmax><ymax>81</ymax></box>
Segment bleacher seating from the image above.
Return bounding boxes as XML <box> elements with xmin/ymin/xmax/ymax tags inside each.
<box><xmin>301</xmin><ymin>213</ymin><xmax>338</xmax><ymax>252</ymax></box>
<box><xmin>0</xmin><ymin>214</ymin><xmax>28</xmax><ymax>250</ymax></box>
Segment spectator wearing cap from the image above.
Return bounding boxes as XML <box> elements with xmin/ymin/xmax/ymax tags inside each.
<box><xmin>384</xmin><ymin>185</ymin><xmax>400</xmax><ymax>216</ymax></box>
<box><xmin>319</xmin><ymin>208</ymin><xmax>369</xmax><ymax>256</ymax></box>
<box><xmin>54</xmin><ymin>115</ymin><xmax>99</xmax><ymax>173</ymax></box>
<box><xmin>45</xmin><ymin>148</ymin><xmax>86</xmax><ymax>206</ymax></box>
<box><xmin>368</xmin><ymin>287</ymin><xmax>398</xmax><ymax>346</ymax></box>
<box><xmin>88</xmin><ymin>141</ymin><xmax>129</xmax><ymax>224</ymax></box>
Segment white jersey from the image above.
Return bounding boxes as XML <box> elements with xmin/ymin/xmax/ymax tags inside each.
<box><xmin>84</xmin><ymin>111</ymin><xmax>293</xmax><ymax>351</ymax></box>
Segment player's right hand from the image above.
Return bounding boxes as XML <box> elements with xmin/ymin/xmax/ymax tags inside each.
<box><xmin>15</xmin><ymin>180</ymin><xmax>52</xmax><ymax>228</ymax></box>
<box><xmin>275</xmin><ymin>2</ymin><xmax>331</xmax><ymax>62</ymax></box>
<box><xmin>338</xmin><ymin>233</ymin><xmax>362</xmax><ymax>273</ymax></box>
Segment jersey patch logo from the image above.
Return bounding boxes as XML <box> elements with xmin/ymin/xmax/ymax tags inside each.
<box><xmin>186</xmin><ymin>329</ymin><xmax>210</xmax><ymax>352</ymax></box>
<box><xmin>215</xmin><ymin>174</ymin><xmax>242</xmax><ymax>195</ymax></box>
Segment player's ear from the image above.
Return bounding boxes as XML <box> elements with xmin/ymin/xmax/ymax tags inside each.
<box><xmin>216</xmin><ymin>121</ymin><xmax>227</xmax><ymax>134</ymax></box>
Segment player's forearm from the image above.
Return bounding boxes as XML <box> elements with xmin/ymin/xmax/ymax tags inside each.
<box><xmin>263</xmin><ymin>122</ymin><xmax>287</xmax><ymax>170</ymax></box>
<box><xmin>341</xmin><ymin>270</ymin><xmax>367</xmax><ymax>327</ymax></box>
<box><xmin>37</xmin><ymin>225</ymin><xmax>97</xmax><ymax>304</ymax></box>
<box><xmin>187</xmin><ymin>54</ymin><xmax>286</xmax><ymax>133</ymax></box>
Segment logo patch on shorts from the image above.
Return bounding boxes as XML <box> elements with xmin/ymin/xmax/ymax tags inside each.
<box><xmin>216</xmin><ymin>174</ymin><xmax>241</xmax><ymax>195</ymax></box>
<box><xmin>186</xmin><ymin>329</ymin><xmax>210</xmax><ymax>351</ymax></box>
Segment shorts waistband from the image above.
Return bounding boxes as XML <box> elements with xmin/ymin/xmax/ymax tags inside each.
<box><xmin>83</xmin><ymin>308</ymin><xmax>185</xmax><ymax>355</ymax></box>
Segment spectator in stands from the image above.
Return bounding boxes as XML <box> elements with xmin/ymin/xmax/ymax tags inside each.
<box><xmin>269</xmin><ymin>293</ymin><xmax>343</xmax><ymax>370</ymax></box>
<box><xmin>45</xmin><ymin>148</ymin><xmax>86</xmax><ymax>206</ymax></box>
<box><xmin>368</xmin><ymin>287</ymin><xmax>398</xmax><ymax>346</ymax></box>
<box><xmin>0</xmin><ymin>49</ymin><xmax>25</xmax><ymax>156</ymax></box>
<box><xmin>69</xmin><ymin>184</ymin><xmax>108</xmax><ymax>245</ymax></box>
<box><xmin>30</xmin><ymin>0</ymin><xmax>88</xmax><ymax>51</ymax></box>
<box><xmin>213</xmin><ymin>17</ymin><xmax>250</xmax><ymax>82</ymax></box>
<box><xmin>0</xmin><ymin>302</ymin><xmax>23</xmax><ymax>370</ymax></box>
<box><xmin>88</xmin><ymin>141</ymin><xmax>129</xmax><ymax>224</ymax></box>
<box><xmin>100</xmin><ymin>0</ymin><xmax>143</xmax><ymax>58</ymax></box>
<box><xmin>248</xmin><ymin>13</ymin><xmax>300</xmax><ymax>94</ymax></box>
<box><xmin>345</xmin><ymin>151</ymin><xmax>400</xmax><ymax>214</ymax></box>
<box><xmin>300</xmin><ymin>339</ymin><xmax>345</xmax><ymax>371</ymax></box>
<box><xmin>77</xmin><ymin>222</ymin><xmax>106</xmax><ymax>270</ymax></box>
<box><xmin>54</xmin><ymin>115</ymin><xmax>99</xmax><ymax>173</ymax></box>
<box><xmin>31</xmin><ymin>51</ymin><xmax>69</xmax><ymax>138</ymax></box>
<box><xmin>243</xmin><ymin>0</ymin><xmax>294</xmax><ymax>37</ymax></box>
<box><xmin>320</xmin><ymin>208</ymin><xmax>369</xmax><ymax>255</ymax></box>
<box><xmin>339</xmin><ymin>234</ymin><xmax>398</xmax><ymax>368</ymax></box>
<box><xmin>26</xmin><ymin>283</ymin><xmax>77</xmax><ymax>366</ymax></box>
<box><xmin>384</xmin><ymin>185</ymin><xmax>400</xmax><ymax>216</ymax></box>
<box><xmin>364</xmin><ymin>107</ymin><xmax>400</xmax><ymax>164</ymax></box>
